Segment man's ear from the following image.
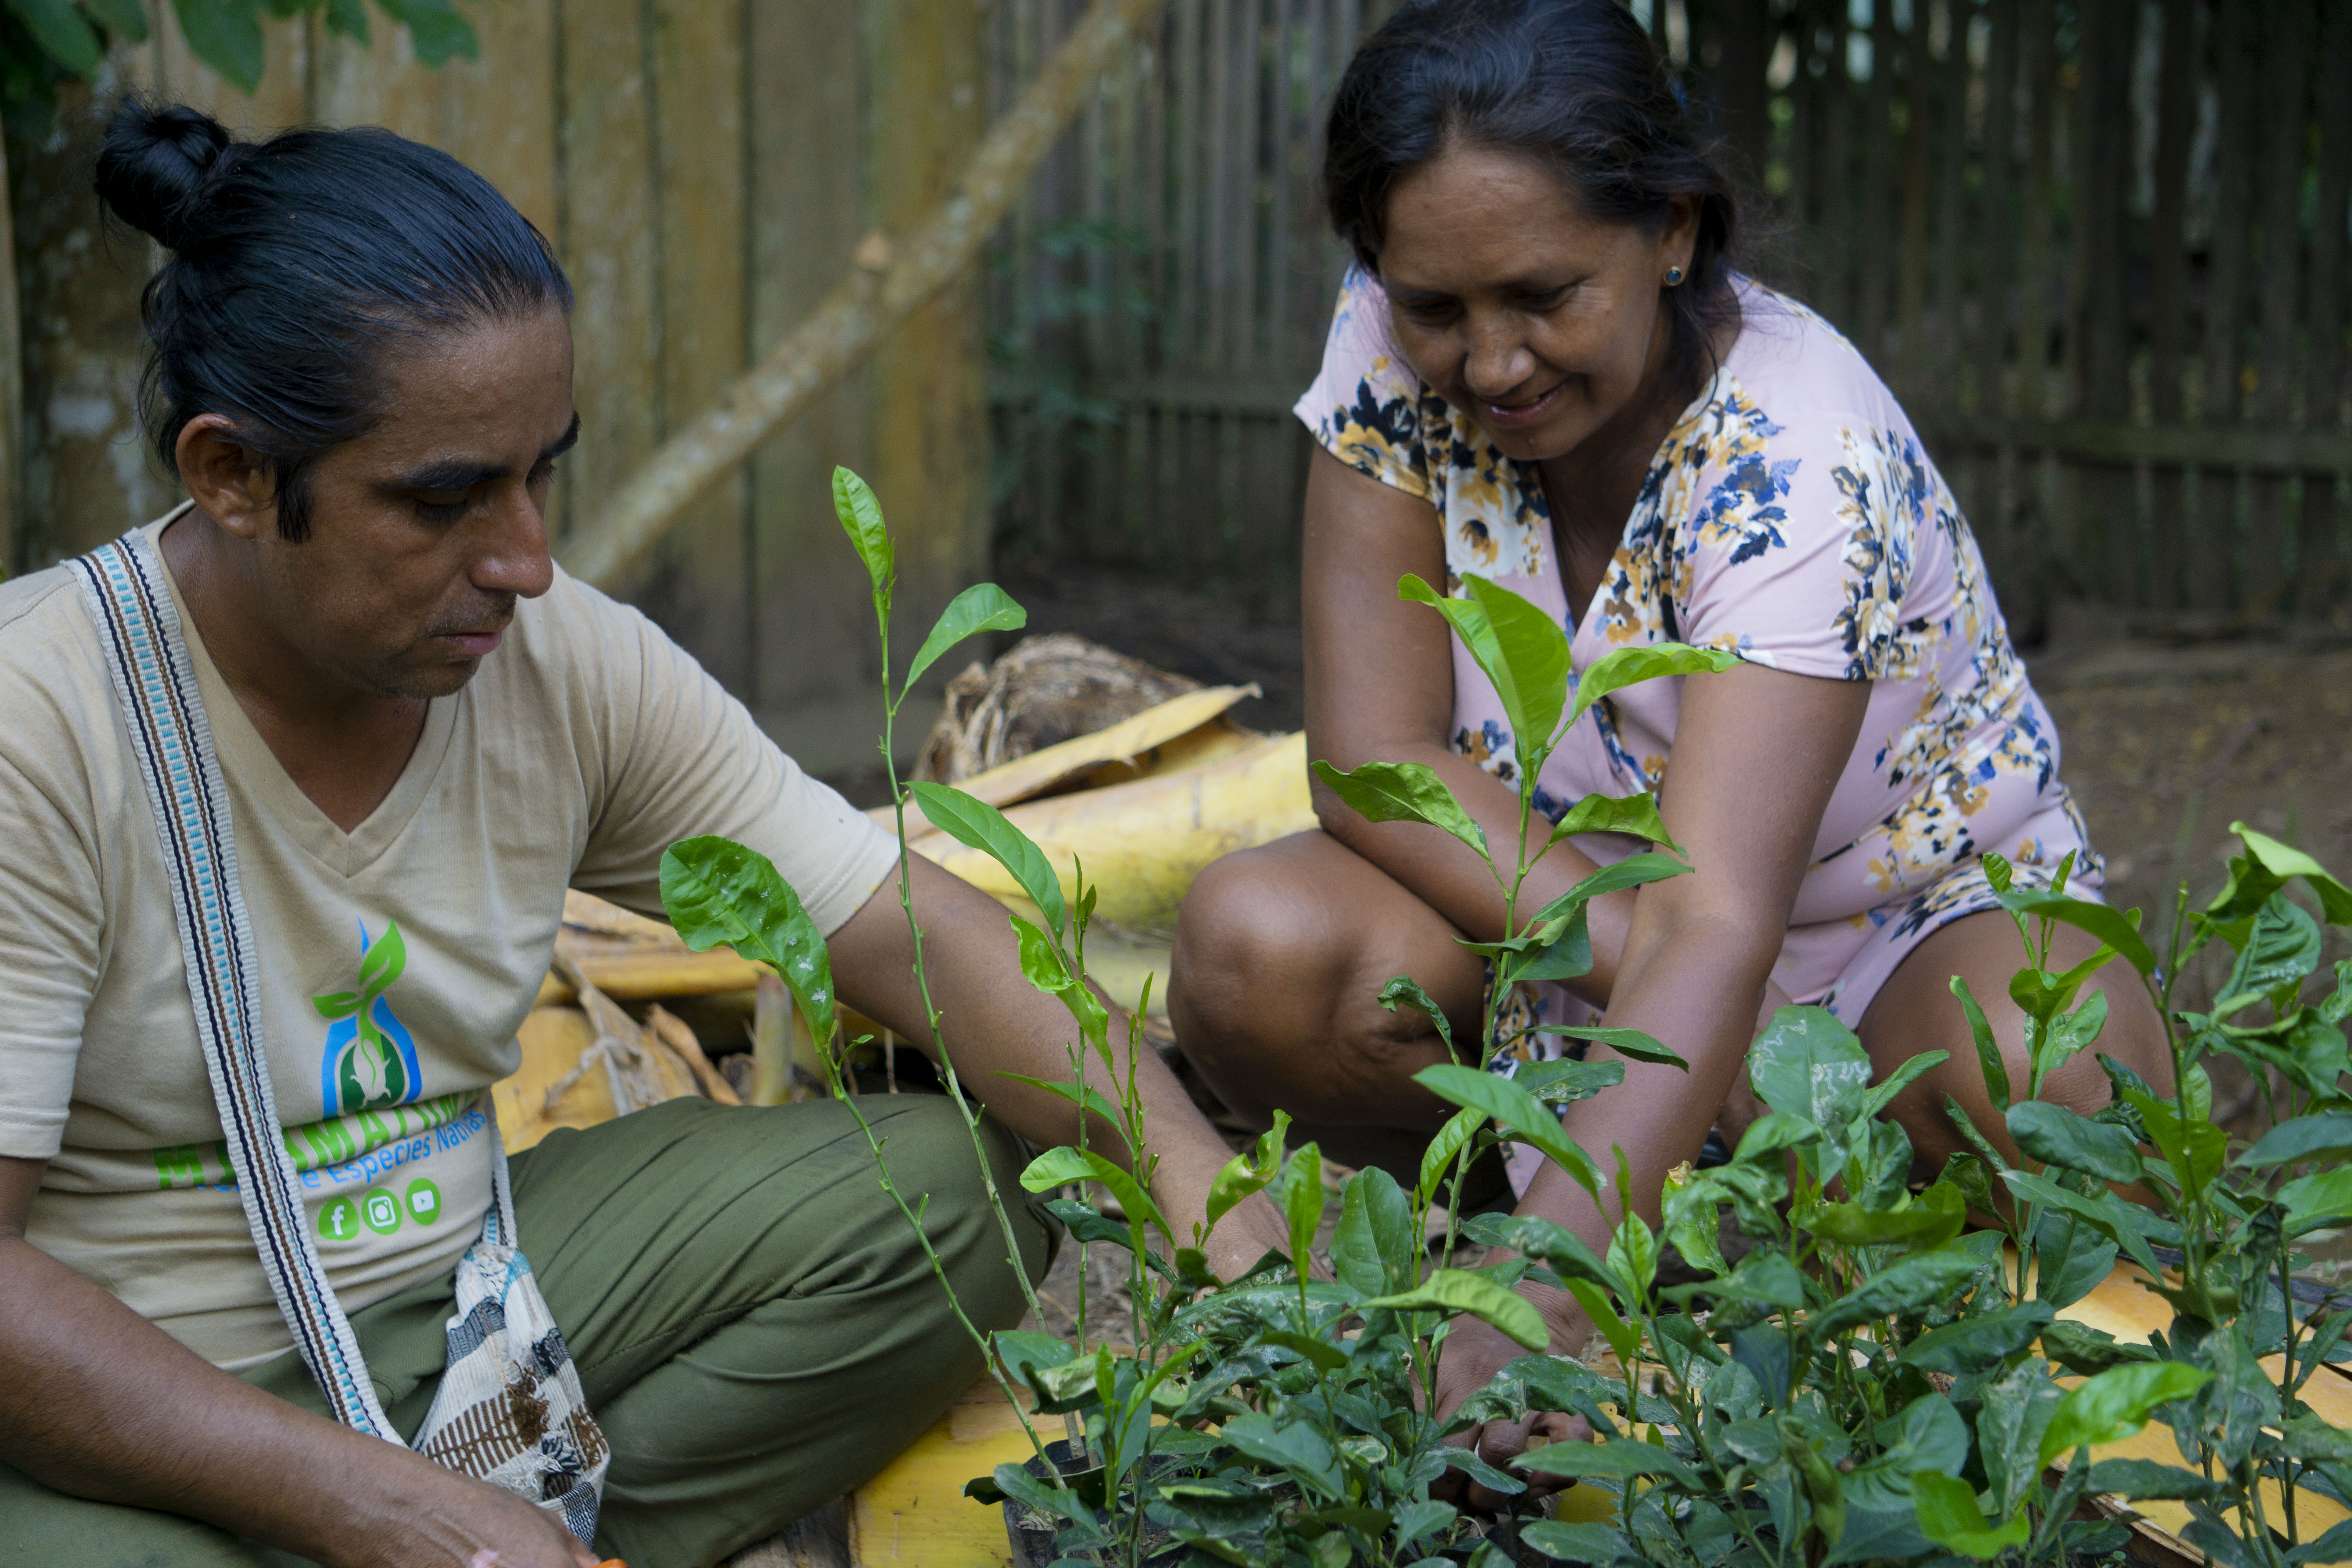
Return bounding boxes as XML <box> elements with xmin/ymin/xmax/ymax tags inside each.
<box><xmin>175</xmin><ymin>415</ymin><xmax>279</xmax><ymax>541</ymax></box>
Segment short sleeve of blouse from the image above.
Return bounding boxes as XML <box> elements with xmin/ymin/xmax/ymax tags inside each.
<box><xmin>1292</xmin><ymin>266</ymin><xmax>1434</xmax><ymax>502</ymax></box>
<box><xmin>1662</xmin><ymin>381</ymin><xmax>1945</xmax><ymax>686</ymax></box>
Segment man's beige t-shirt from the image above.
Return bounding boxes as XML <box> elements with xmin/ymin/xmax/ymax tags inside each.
<box><xmin>0</xmin><ymin>514</ymin><xmax>898</xmax><ymax>1369</ymax></box>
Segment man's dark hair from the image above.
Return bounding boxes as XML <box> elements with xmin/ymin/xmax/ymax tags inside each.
<box><xmin>1323</xmin><ymin>0</ymin><xmax>1742</xmax><ymax>398</ymax></box>
<box><xmin>94</xmin><ymin>100</ymin><xmax>574</xmax><ymax>541</ymax></box>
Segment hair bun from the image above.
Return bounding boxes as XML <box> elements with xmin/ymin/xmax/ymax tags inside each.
<box><xmin>94</xmin><ymin>99</ymin><xmax>234</xmax><ymax>249</ymax></box>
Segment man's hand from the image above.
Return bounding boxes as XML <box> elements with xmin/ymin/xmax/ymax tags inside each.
<box><xmin>344</xmin><ymin>1474</ymin><xmax>598</xmax><ymax>1568</ymax></box>
<box><xmin>1195</xmin><ymin>1189</ymin><xmax>1293</xmax><ymax>1285</ymax></box>
<box><xmin>1429</xmin><ymin>1287</ymin><xmax>1594</xmax><ymax>1512</ymax></box>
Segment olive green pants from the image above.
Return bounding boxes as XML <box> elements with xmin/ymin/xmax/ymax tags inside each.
<box><xmin>0</xmin><ymin>1095</ymin><xmax>1054</xmax><ymax>1568</ymax></box>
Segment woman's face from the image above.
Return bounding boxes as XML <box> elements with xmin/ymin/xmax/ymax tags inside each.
<box><xmin>1376</xmin><ymin>142</ymin><xmax>1697</xmax><ymax>465</ymax></box>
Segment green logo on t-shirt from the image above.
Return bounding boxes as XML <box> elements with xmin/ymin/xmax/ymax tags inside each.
<box><xmin>320</xmin><ymin>1195</ymin><xmax>360</xmax><ymax>1241</ymax></box>
<box><xmin>361</xmin><ymin>1188</ymin><xmax>404</xmax><ymax>1236</ymax></box>
<box><xmin>312</xmin><ymin>921</ymin><xmax>422</xmax><ymax>1117</ymax></box>
<box><xmin>405</xmin><ymin>1177</ymin><xmax>443</xmax><ymax>1225</ymax></box>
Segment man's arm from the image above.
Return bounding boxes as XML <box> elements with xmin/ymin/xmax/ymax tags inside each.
<box><xmin>0</xmin><ymin>1155</ymin><xmax>595</xmax><ymax>1568</ymax></box>
<box><xmin>826</xmin><ymin>854</ymin><xmax>1290</xmax><ymax>1279</ymax></box>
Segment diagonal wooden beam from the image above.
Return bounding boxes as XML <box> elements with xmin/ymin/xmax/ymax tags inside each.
<box><xmin>561</xmin><ymin>0</ymin><xmax>1171</xmax><ymax>590</ymax></box>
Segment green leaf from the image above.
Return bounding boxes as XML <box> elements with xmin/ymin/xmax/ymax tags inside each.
<box><xmin>903</xmin><ymin>582</ymin><xmax>1025</xmax><ymax>694</ymax></box>
<box><xmin>1399</xmin><ymin>573</ymin><xmax>1570</xmax><ymax>777</ymax></box>
<box><xmin>1008</xmin><ymin>914</ymin><xmax>1108</xmax><ymax>1041</ymax></box>
<box><xmin>1220</xmin><ymin>1412</ymin><xmax>1340</xmax><ymax>1496</ymax></box>
<box><xmin>1808</xmin><ymin>1246</ymin><xmax>1989</xmax><ymax>1338</ymax></box>
<box><xmin>1516</xmin><ymin>1437</ymin><xmax>1703</xmax><ymax>1488</ymax></box>
<box><xmin>1567</xmin><ymin>641</ymin><xmax>1743</xmax><ymax>728</ymax></box>
<box><xmin>1361</xmin><ymin>1268</ymin><xmax>1548</xmax><ymax>1349</ymax></box>
<box><xmin>2209</xmin><ymin>824</ymin><xmax>2352</xmax><ymax>926</ymax></box>
<box><xmin>1561</xmin><ymin>1275</ymin><xmax>1640</xmax><ymax>1367</ymax></box>
<box><xmin>321</xmin><ymin>0</ymin><xmax>367</xmax><ymax>39</ymax></box>
<box><xmin>831</xmin><ymin>466</ymin><xmax>894</xmax><ymax>612</ymax></box>
<box><xmin>906</xmin><ymin>782</ymin><xmax>1066</xmax><ymax>936</ymax></box>
<box><xmin>1523</xmin><ymin>854</ymin><xmax>1693</xmax><ymax>932</ymax></box>
<box><xmin>1898</xmin><ymin>1301</ymin><xmax>2054</xmax><ymax>1373</ymax></box>
<box><xmin>1735</xmin><ymin>1111</ymin><xmax>1822</xmax><ymax>1161</ymax></box>
<box><xmin>1414</xmin><ymin>1063</ymin><xmax>1604</xmax><ymax>1200</ymax></box>
<box><xmin>1951</xmin><ymin>975</ymin><xmax>2010</xmax><ymax>1112</ymax></box>
<box><xmin>1329</xmin><ymin>1166</ymin><xmax>1414</xmax><ymax>1298</ymax></box>
<box><xmin>1849</xmin><ymin>1049</ymin><xmax>1953</xmax><ymax>1125</ymax></box>
<box><xmin>1419</xmin><ymin>1105</ymin><xmax>1485</xmax><ymax>1207</ymax></box>
<box><xmin>2038</xmin><ymin>1361</ymin><xmax>2213</xmax><ymax>1465</ymax></box>
<box><xmin>2241</xmin><ymin>1112</ymin><xmax>2352</xmax><ymax>1168</ymax></box>
<box><xmin>1504</xmin><ymin>902</ymin><xmax>1593</xmax><ymax>986</ymax></box>
<box><xmin>1257</xmin><ymin>1327</ymin><xmax>1348</xmax><ymax>1372</ymax></box>
<box><xmin>1276</xmin><ymin>1143</ymin><xmax>1325</xmax><ymax>1272</ymax></box>
<box><xmin>1996</xmin><ymin>887</ymin><xmax>2156</xmax><ymax>976</ymax></box>
<box><xmin>1537</xmin><ymin>1025</ymin><xmax>1688</xmax><ymax>1069</ymax></box>
<box><xmin>1523</xmin><ymin>1521</ymin><xmax>1636</xmax><ymax>1565</ymax></box>
<box><xmin>1514</xmin><ymin>1056</ymin><xmax>1626</xmax><ymax>1105</ymax></box>
<box><xmin>2278</xmin><ymin>1167</ymin><xmax>2352</xmax><ymax>1238</ymax></box>
<box><xmin>1546</xmin><ymin>789</ymin><xmax>1682</xmax><ymax>855</ymax></box>
<box><xmin>1461</xmin><ymin>573</ymin><xmax>1572</xmax><ymax>771</ymax></box>
<box><xmin>1979</xmin><ymin>1359</ymin><xmax>2064</xmax><ymax>1515</ymax></box>
<box><xmin>1310</xmin><ymin>759</ymin><xmax>1488</xmax><ymax>859</ymax></box>
<box><xmin>2216</xmin><ymin>895</ymin><xmax>2325</xmax><ymax>1018</ymax></box>
<box><xmin>1910</xmin><ymin>1471</ymin><xmax>2029</xmax><ymax>1560</ymax></box>
<box><xmin>78</xmin><ymin>0</ymin><xmax>147</xmax><ymax>40</ymax></box>
<box><xmin>1465</xmin><ymin>1213</ymin><xmax>1619</xmax><ymax>1288</ymax></box>
<box><xmin>1205</xmin><ymin>1111</ymin><xmax>1289</xmax><ymax>1236</ymax></box>
<box><xmin>2007</xmin><ymin>1099</ymin><xmax>2145</xmax><ymax>1184</ymax></box>
<box><xmin>2000</xmin><ymin>1170</ymin><xmax>2168</xmax><ymax>1283</ymax></box>
<box><xmin>995</xmin><ymin>1071</ymin><xmax>1124</xmax><ymax>1131</ymax></box>
<box><xmin>1661</xmin><ymin>1166</ymin><xmax>1732</xmax><ymax>1278</ymax></box>
<box><xmin>1018</xmin><ymin>1145</ymin><xmax>1169</xmax><ymax>1241</ymax></box>
<box><xmin>1748</xmin><ymin>1006</ymin><xmax>1874</xmax><ymax>1124</ymax></box>
<box><xmin>2039</xmin><ymin>1319</ymin><xmax>2157</xmax><ymax>1376</ymax></box>
<box><xmin>1806</xmin><ymin>1183</ymin><xmax>1967</xmax><ymax>1252</ymax></box>
<box><xmin>371</xmin><ymin>0</ymin><xmax>475</xmax><ymax>63</ymax></box>
<box><xmin>1378</xmin><ymin>975</ymin><xmax>1456</xmax><ymax>1059</ymax></box>
<box><xmin>10</xmin><ymin>0</ymin><xmax>102</xmax><ymax>71</ymax></box>
<box><xmin>2081</xmin><ymin>1457</ymin><xmax>2221</xmax><ymax>1501</ymax></box>
<box><xmin>2123</xmin><ymin>1087</ymin><xmax>2226</xmax><ymax>1201</ymax></box>
<box><xmin>661</xmin><ymin>836</ymin><xmax>837</xmax><ymax>1049</ymax></box>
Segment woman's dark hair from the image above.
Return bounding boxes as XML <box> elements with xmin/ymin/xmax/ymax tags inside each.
<box><xmin>1324</xmin><ymin>0</ymin><xmax>1741</xmax><ymax>398</ymax></box>
<box><xmin>94</xmin><ymin>100</ymin><xmax>573</xmax><ymax>541</ymax></box>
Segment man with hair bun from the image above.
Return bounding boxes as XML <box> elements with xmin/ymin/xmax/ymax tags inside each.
<box><xmin>0</xmin><ymin>101</ymin><xmax>1282</xmax><ymax>1568</ymax></box>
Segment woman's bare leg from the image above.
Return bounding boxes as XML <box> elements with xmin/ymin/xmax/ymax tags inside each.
<box><xmin>1170</xmin><ymin>831</ymin><xmax>1490</xmax><ymax>1179</ymax></box>
<box><xmin>1857</xmin><ymin>909</ymin><xmax>2175</xmax><ymax>1173</ymax></box>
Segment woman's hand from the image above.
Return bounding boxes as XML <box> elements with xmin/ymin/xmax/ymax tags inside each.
<box><xmin>1429</xmin><ymin>1284</ymin><xmax>1594</xmax><ymax>1512</ymax></box>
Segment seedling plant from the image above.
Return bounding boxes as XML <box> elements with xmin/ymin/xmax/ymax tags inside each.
<box><xmin>658</xmin><ymin>469</ymin><xmax>2352</xmax><ymax>1568</ymax></box>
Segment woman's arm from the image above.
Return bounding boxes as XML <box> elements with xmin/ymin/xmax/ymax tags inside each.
<box><xmin>826</xmin><ymin>857</ymin><xmax>1292</xmax><ymax>1278</ymax></box>
<box><xmin>0</xmin><ymin>1156</ymin><xmax>596</xmax><ymax>1568</ymax></box>
<box><xmin>1302</xmin><ymin>446</ymin><xmax>1636</xmax><ymax>1004</ymax></box>
<box><xmin>1436</xmin><ymin>661</ymin><xmax>1867</xmax><ymax>1496</ymax></box>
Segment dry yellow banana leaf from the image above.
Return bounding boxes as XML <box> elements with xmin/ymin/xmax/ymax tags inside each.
<box><xmin>494</xmin><ymin>1007</ymin><xmax>617</xmax><ymax>1152</ymax></box>
<box><xmin>879</xmin><ymin>683</ymin><xmax>1263</xmax><ymax>833</ymax></box>
<box><xmin>908</xmin><ymin>729</ymin><xmax>1315</xmax><ymax>928</ymax></box>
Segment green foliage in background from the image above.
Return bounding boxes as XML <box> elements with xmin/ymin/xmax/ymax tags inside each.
<box><xmin>3</xmin><ymin>0</ymin><xmax>474</xmax><ymax>128</ymax></box>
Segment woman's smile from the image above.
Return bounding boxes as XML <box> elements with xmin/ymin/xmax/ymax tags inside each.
<box><xmin>1478</xmin><ymin>378</ymin><xmax>1570</xmax><ymax>430</ymax></box>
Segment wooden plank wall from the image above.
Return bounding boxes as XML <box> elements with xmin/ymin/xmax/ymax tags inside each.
<box><xmin>986</xmin><ymin>0</ymin><xmax>2352</xmax><ymax>634</ymax></box>
<box><xmin>0</xmin><ymin>0</ymin><xmax>988</xmax><ymax>760</ymax></box>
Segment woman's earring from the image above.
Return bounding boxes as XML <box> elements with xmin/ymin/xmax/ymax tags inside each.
<box><xmin>1665</xmin><ymin>265</ymin><xmax>1686</xmax><ymax>287</ymax></box>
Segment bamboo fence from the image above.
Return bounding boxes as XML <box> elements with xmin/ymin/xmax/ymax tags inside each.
<box><xmin>987</xmin><ymin>0</ymin><xmax>2352</xmax><ymax>631</ymax></box>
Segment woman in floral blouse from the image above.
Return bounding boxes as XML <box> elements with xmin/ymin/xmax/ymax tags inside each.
<box><xmin>1170</xmin><ymin>0</ymin><xmax>2172</xmax><ymax>1497</ymax></box>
